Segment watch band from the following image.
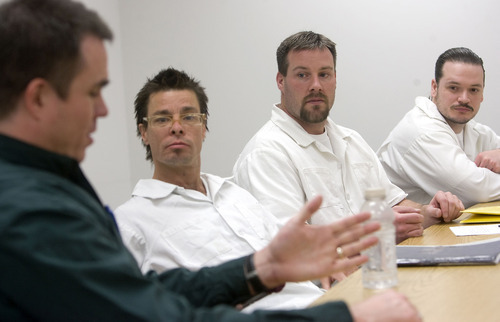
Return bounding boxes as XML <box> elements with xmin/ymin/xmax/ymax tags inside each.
<box><xmin>244</xmin><ymin>254</ymin><xmax>285</xmax><ymax>294</ymax></box>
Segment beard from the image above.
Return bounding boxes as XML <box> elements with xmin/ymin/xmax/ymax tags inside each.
<box><xmin>299</xmin><ymin>93</ymin><xmax>331</xmax><ymax>123</ymax></box>
<box><xmin>435</xmin><ymin>93</ymin><xmax>475</xmax><ymax>125</ymax></box>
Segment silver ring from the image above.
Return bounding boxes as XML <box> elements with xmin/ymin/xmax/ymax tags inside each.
<box><xmin>336</xmin><ymin>246</ymin><xmax>345</xmax><ymax>259</ymax></box>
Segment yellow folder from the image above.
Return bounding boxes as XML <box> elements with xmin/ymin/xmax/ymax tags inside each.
<box><xmin>460</xmin><ymin>201</ymin><xmax>500</xmax><ymax>224</ymax></box>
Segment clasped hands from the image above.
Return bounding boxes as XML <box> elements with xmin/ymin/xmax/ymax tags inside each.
<box><xmin>395</xmin><ymin>191</ymin><xmax>464</xmax><ymax>243</ymax></box>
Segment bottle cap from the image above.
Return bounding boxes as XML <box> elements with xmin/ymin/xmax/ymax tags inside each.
<box><xmin>364</xmin><ymin>187</ymin><xmax>386</xmax><ymax>199</ymax></box>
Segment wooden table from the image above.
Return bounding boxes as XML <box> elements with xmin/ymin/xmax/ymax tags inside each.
<box><xmin>311</xmin><ymin>205</ymin><xmax>500</xmax><ymax>322</ymax></box>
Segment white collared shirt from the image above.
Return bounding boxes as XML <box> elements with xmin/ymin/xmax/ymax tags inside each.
<box><xmin>378</xmin><ymin>96</ymin><xmax>500</xmax><ymax>207</ymax></box>
<box><xmin>114</xmin><ymin>174</ymin><xmax>324</xmax><ymax>311</ymax></box>
<box><xmin>233</xmin><ymin>104</ymin><xmax>406</xmax><ymax>226</ymax></box>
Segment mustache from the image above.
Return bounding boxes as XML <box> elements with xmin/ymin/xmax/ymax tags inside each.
<box><xmin>452</xmin><ymin>103</ymin><xmax>474</xmax><ymax>111</ymax></box>
<box><xmin>303</xmin><ymin>93</ymin><xmax>328</xmax><ymax>102</ymax></box>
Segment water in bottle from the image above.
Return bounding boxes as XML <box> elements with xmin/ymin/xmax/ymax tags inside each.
<box><xmin>361</xmin><ymin>187</ymin><xmax>398</xmax><ymax>289</ymax></box>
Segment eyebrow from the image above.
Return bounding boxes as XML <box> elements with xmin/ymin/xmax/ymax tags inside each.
<box><xmin>445</xmin><ymin>81</ymin><xmax>483</xmax><ymax>88</ymax></box>
<box><xmin>98</xmin><ymin>79</ymin><xmax>109</xmax><ymax>88</ymax></box>
<box><xmin>292</xmin><ymin>66</ymin><xmax>334</xmax><ymax>72</ymax></box>
<box><xmin>152</xmin><ymin>106</ymin><xmax>199</xmax><ymax>116</ymax></box>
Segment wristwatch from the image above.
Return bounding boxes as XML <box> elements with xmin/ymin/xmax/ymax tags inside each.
<box><xmin>244</xmin><ymin>254</ymin><xmax>285</xmax><ymax>294</ymax></box>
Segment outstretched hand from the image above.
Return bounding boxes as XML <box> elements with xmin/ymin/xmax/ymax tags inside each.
<box><xmin>254</xmin><ymin>196</ymin><xmax>380</xmax><ymax>289</ymax></box>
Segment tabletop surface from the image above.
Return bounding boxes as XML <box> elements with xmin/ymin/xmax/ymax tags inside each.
<box><xmin>311</xmin><ymin>202</ymin><xmax>500</xmax><ymax>322</ymax></box>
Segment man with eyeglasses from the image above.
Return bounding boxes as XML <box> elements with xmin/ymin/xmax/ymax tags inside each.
<box><xmin>115</xmin><ymin>68</ymin><xmax>327</xmax><ymax>311</ymax></box>
<box><xmin>114</xmin><ymin>68</ymin><xmax>419</xmax><ymax>319</ymax></box>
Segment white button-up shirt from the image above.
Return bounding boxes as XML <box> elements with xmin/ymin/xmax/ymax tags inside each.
<box><xmin>114</xmin><ymin>174</ymin><xmax>323</xmax><ymax>311</ymax></box>
<box><xmin>233</xmin><ymin>105</ymin><xmax>406</xmax><ymax>226</ymax></box>
<box><xmin>378</xmin><ymin>96</ymin><xmax>500</xmax><ymax>207</ymax></box>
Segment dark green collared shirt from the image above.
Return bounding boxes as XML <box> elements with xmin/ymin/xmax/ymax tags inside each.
<box><xmin>0</xmin><ymin>134</ymin><xmax>351</xmax><ymax>321</ymax></box>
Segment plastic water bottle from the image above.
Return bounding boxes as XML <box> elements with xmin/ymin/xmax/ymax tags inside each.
<box><xmin>361</xmin><ymin>188</ymin><xmax>398</xmax><ymax>289</ymax></box>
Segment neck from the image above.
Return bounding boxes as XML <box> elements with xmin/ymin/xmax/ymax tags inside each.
<box><xmin>153</xmin><ymin>164</ymin><xmax>206</xmax><ymax>195</ymax></box>
<box><xmin>447</xmin><ymin>122</ymin><xmax>465</xmax><ymax>134</ymax></box>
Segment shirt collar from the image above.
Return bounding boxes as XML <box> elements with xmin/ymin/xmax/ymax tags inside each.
<box><xmin>271</xmin><ymin>103</ymin><xmax>353</xmax><ymax>146</ymax></box>
<box><xmin>0</xmin><ymin>134</ymin><xmax>101</xmax><ymax>202</ymax></box>
<box><xmin>416</xmin><ymin>96</ymin><xmax>478</xmax><ymax>133</ymax></box>
<box><xmin>132</xmin><ymin>173</ymin><xmax>226</xmax><ymax>200</ymax></box>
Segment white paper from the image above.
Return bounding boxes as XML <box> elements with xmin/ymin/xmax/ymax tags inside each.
<box><xmin>450</xmin><ymin>224</ymin><xmax>500</xmax><ymax>236</ymax></box>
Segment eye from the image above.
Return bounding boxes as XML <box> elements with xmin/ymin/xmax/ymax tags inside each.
<box><xmin>154</xmin><ymin>116</ymin><xmax>170</xmax><ymax>124</ymax></box>
<box><xmin>297</xmin><ymin>72</ymin><xmax>307</xmax><ymax>78</ymax></box>
<box><xmin>182</xmin><ymin>114</ymin><xmax>196</xmax><ymax>121</ymax></box>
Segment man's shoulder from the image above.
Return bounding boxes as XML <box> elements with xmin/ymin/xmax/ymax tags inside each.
<box><xmin>0</xmin><ymin>159</ymin><xmax>103</xmax><ymax>225</ymax></box>
<box><xmin>203</xmin><ymin>173</ymin><xmax>257</xmax><ymax>198</ymax></box>
<box><xmin>241</xmin><ymin>120</ymin><xmax>300</xmax><ymax>155</ymax></box>
<box><xmin>468</xmin><ymin>119</ymin><xmax>499</xmax><ymax>137</ymax></box>
<box><xmin>391</xmin><ymin>100</ymin><xmax>448</xmax><ymax>138</ymax></box>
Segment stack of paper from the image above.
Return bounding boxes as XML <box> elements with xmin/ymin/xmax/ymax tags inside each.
<box><xmin>459</xmin><ymin>201</ymin><xmax>500</xmax><ymax>224</ymax></box>
<box><xmin>397</xmin><ymin>237</ymin><xmax>500</xmax><ymax>266</ymax></box>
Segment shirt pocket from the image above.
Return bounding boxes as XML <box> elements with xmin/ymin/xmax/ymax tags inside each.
<box><xmin>351</xmin><ymin>162</ymin><xmax>376</xmax><ymax>190</ymax></box>
<box><xmin>234</xmin><ymin>203</ymin><xmax>278</xmax><ymax>239</ymax></box>
<box><xmin>302</xmin><ymin>167</ymin><xmax>344</xmax><ymax>209</ymax></box>
<box><xmin>160</xmin><ymin>218</ymin><xmax>233</xmax><ymax>269</ymax></box>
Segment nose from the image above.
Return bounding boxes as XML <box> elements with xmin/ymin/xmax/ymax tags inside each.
<box><xmin>170</xmin><ymin>118</ymin><xmax>184</xmax><ymax>134</ymax></box>
<box><xmin>457</xmin><ymin>90</ymin><xmax>470</xmax><ymax>104</ymax></box>
<box><xmin>309</xmin><ymin>75</ymin><xmax>322</xmax><ymax>92</ymax></box>
<box><xmin>96</xmin><ymin>95</ymin><xmax>108</xmax><ymax>118</ymax></box>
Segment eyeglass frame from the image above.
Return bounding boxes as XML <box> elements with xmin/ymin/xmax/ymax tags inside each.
<box><xmin>142</xmin><ymin>113</ymin><xmax>207</xmax><ymax>128</ymax></box>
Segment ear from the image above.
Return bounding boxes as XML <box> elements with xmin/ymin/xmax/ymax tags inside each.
<box><xmin>23</xmin><ymin>78</ymin><xmax>53</xmax><ymax>119</ymax></box>
<box><xmin>202</xmin><ymin>124</ymin><xmax>207</xmax><ymax>141</ymax></box>
<box><xmin>138</xmin><ymin>123</ymin><xmax>149</xmax><ymax>145</ymax></box>
<box><xmin>430</xmin><ymin>79</ymin><xmax>438</xmax><ymax>101</ymax></box>
<box><xmin>276</xmin><ymin>72</ymin><xmax>285</xmax><ymax>92</ymax></box>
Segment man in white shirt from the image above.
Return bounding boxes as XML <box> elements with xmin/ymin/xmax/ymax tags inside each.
<box><xmin>114</xmin><ymin>68</ymin><xmax>383</xmax><ymax>312</ymax></box>
<box><xmin>232</xmin><ymin>31</ymin><xmax>464</xmax><ymax>250</ymax></box>
<box><xmin>377</xmin><ymin>47</ymin><xmax>500</xmax><ymax>208</ymax></box>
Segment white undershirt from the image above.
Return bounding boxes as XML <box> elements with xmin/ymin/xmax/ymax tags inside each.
<box><xmin>311</xmin><ymin>130</ymin><xmax>333</xmax><ymax>153</ymax></box>
<box><xmin>456</xmin><ymin>129</ymin><xmax>465</xmax><ymax>150</ymax></box>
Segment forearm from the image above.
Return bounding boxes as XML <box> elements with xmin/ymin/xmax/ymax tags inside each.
<box><xmin>157</xmin><ymin>257</ymin><xmax>255</xmax><ymax>307</ymax></box>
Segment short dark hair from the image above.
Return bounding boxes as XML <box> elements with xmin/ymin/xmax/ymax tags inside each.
<box><xmin>435</xmin><ymin>47</ymin><xmax>485</xmax><ymax>85</ymax></box>
<box><xmin>0</xmin><ymin>0</ymin><xmax>113</xmax><ymax>119</ymax></box>
<box><xmin>276</xmin><ymin>31</ymin><xmax>337</xmax><ymax>76</ymax></box>
<box><xmin>135</xmin><ymin>68</ymin><xmax>209</xmax><ymax>162</ymax></box>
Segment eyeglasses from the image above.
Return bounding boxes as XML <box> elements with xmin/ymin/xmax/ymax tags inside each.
<box><xmin>143</xmin><ymin>113</ymin><xmax>206</xmax><ymax>128</ymax></box>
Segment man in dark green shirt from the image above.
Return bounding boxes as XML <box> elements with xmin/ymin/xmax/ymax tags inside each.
<box><xmin>0</xmin><ymin>0</ymin><xmax>421</xmax><ymax>321</ymax></box>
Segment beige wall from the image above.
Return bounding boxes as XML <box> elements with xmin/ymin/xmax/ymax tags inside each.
<box><xmin>4</xmin><ymin>0</ymin><xmax>500</xmax><ymax>209</ymax></box>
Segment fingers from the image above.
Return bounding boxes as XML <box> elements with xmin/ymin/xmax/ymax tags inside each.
<box><xmin>330</xmin><ymin>221</ymin><xmax>380</xmax><ymax>255</ymax></box>
<box><xmin>320</xmin><ymin>276</ymin><xmax>332</xmax><ymax>290</ymax></box>
<box><xmin>392</xmin><ymin>205</ymin><xmax>421</xmax><ymax>214</ymax></box>
<box><xmin>329</xmin><ymin>211</ymin><xmax>373</xmax><ymax>235</ymax></box>
<box><xmin>332</xmin><ymin>253</ymin><xmax>370</xmax><ymax>273</ymax></box>
<box><xmin>291</xmin><ymin>195</ymin><xmax>323</xmax><ymax>225</ymax></box>
<box><xmin>431</xmin><ymin>191</ymin><xmax>465</xmax><ymax>222</ymax></box>
<box><xmin>394</xmin><ymin>212</ymin><xmax>424</xmax><ymax>242</ymax></box>
<box><xmin>337</xmin><ymin>235</ymin><xmax>378</xmax><ymax>259</ymax></box>
<box><xmin>394</xmin><ymin>212</ymin><xmax>424</xmax><ymax>225</ymax></box>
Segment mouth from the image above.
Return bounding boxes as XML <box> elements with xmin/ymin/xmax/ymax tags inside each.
<box><xmin>304</xmin><ymin>94</ymin><xmax>327</xmax><ymax>105</ymax></box>
<box><xmin>452</xmin><ymin>104</ymin><xmax>474</xmax><ymax>113</ymax></box>
<box><xmin>307</xmin><ymin>98</ymin><xmax>325</xmax><ymax>104</ymax></box>
<box><xmin>167</xmin><ymin>141</ymin><xmax>189</xmax><ymax>149</ymax></box>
